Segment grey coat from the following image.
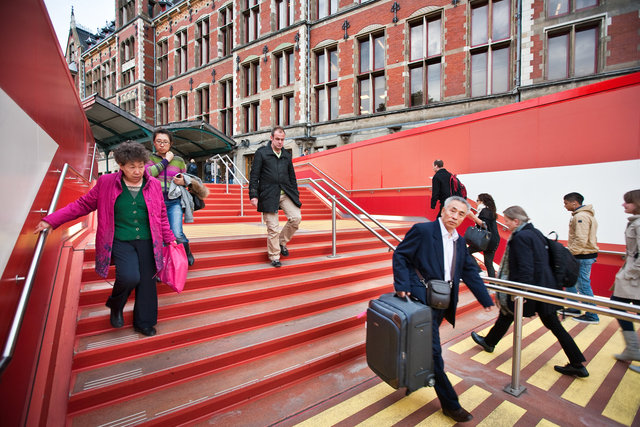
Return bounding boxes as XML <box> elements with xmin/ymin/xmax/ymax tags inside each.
<box><xmin>613</xmin><ymin>215</ymin><xmax>640</xmax><ymax>299</ymax></box>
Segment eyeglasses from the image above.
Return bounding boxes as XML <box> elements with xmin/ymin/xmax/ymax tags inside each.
<box><xmin>155</xmin><ymin>140</ymin><xmax>171</xmax><ymax>146</ymax></box>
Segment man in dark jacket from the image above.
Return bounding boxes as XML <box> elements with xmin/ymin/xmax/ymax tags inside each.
<box><xmin>393</xmin><ymin>196</ymin><xmax>494</xmax><ymax>423</ymax></box>
<box><xmin>430</xmin><ymin>159</ymin><xmax>452</xmax><ymax>217</ymax></box>
<box><xmin>249</xmin><ymin>126</ymin><xmax>301</xmax><ymax>267</ymax></box>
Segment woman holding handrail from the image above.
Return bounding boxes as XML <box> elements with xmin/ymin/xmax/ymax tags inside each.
<box><xmin>34</xmin><ymin>142</ymin><xmax>176</xmax><ymax>337</ymax></box>
<box><xmin>611</xmin><ymin>189</ymin><xmax>640</xmax><ymax>372</ymax></box>
<box><xmin>470</xmin><ymin>206</ymin><xmax>589</xmax><ymax>377</ymax></box>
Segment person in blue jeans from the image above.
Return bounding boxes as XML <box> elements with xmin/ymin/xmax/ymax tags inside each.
<box><xmin>563</xmin><ymin>192</ymin><xmax>599</xmax><ymax>324</ymax></box>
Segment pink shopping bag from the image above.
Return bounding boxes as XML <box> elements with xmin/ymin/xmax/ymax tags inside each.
<box><xmin>158</xmin><ymin>242</ymin><xmax>188</xmax><ymax>293</ymax></box>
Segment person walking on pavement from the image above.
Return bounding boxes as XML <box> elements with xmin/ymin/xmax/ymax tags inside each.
<box><xmin>393</xmin><ymin>196</ymin><xmax>494</xmax><ymax>423</ymax></box>
<box><xmin>470</xmin><ymin>206</ymin><xmax>589</xmax><ymax>378</ymax></box>
<box><xmin>563</xmin><ymin>192</ymin><xmax>600</xmax><ymax>323</ymax></box>
<box><xmin>611</xmin><ymin>189</ymin><xmax>640</xmax><ymax>373</ymax></box>
<box><xmin>249</xmin><ymin>126</ymin><xmax>302</xmax><ymax>268</ymax></box>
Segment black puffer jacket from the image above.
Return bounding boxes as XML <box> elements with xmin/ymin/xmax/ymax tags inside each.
<box><xmin>249</xmin><ymin>143</ymin><xmax>301</xmax><ymax>213</ymax></box>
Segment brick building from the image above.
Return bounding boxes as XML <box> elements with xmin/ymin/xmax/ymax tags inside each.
<box><xmin>65</xmin><ymin>0</ymin><xmax>640</xmax><ymax>177</ymax></box>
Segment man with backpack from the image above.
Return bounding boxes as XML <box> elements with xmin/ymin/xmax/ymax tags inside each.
<box><xmin>431</xmin><ymin>160</ymin><xmax>466</xmax><ymax>218</ymax></box>
<box><xmin>563</xmin><ymin>192</ymin><xmax>600</xmax><ymax>324</ymax></box>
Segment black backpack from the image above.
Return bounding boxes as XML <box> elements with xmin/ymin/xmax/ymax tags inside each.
<box><xmin>449</xmin><ymin>173</ymin><xmax>467</xmax><ymax>198</ymax></box>
<box><xmin>542</xmin><ymin>231</ymin><xmax>580</xmax><ymax>288</ymax></box>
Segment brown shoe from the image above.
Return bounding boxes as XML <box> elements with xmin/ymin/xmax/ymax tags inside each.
<box><xmin>442</xmin><ymin>407</ymin><xmax>473</xmax><ymax>422</ymax></box>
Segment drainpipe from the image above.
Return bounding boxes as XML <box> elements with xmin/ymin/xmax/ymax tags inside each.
<box><xmin>305</xmin><ymin>0</ymin><xmax>312</xmax><ymax>142</ymax></box>
<box><xmin>153</xmin><ymin>20</ymin><xmax>157</xmax><ymax>126</ymax></box>
<box><xmin>515</xmin><ymin>0</ymin><xmax>522</xmax><ymax>102</ymax></box>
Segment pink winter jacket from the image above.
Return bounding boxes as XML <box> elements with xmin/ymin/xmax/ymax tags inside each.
<box><xmin>43</xmin><ymin>170</ymin><xmax>175</xmax><ymax>278</ymax></box>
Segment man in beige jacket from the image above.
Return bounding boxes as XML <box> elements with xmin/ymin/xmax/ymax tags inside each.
<box><xmin>563</xmin><ymin>192</ymin><xmax>599</xmax><ymax>324</ymax></box>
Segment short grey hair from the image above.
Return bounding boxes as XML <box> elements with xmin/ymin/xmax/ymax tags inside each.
<box><xmin>444</xmin><ymin>196</ymin><xmax>471</xmax><ymax>212</ymax></box>
<box><xmin>503</xmin><ymin>205</ymin><xmax>530</xmax><ymax>223</ymax></box>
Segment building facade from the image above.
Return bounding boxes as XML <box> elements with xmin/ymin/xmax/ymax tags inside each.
<box><xmin>65</xmin><ymin>0</ymin><xmax>640</xmax><ymax>177</ymax></box>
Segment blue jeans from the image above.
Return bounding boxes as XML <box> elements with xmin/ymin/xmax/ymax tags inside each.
<box><xmin>565</xmin><ymin>257</ymin><xmax>598</xmax><ymax>320</ymax></box>
<box><xmin>165</xmin><ymin>198</ymin><xmax>188</xmax><ymax>243</ymax></box>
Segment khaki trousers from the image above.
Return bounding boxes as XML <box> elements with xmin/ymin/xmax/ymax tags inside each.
<box><xmin>263</xmin><ymin>194</ymin><xmax>301</xmax><ymax>261</ymax></box>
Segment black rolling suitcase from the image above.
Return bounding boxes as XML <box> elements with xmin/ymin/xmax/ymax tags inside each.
<box><xmin>366</xmin><ymin>293</ymin><xmax>435</xmax><ymax>393</ymax></box>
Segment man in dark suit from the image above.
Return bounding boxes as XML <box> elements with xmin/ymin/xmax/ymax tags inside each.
<box><xmin>393</xmin><ymin>196</ymin><xmax>494</xmax><ymax>423</ymax></box>
<box><xmin>430</xmin><ymin>159</ymin><xmax>452</xmax><ymax>217</ymax></box>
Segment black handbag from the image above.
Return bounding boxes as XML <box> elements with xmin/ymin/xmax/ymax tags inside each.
<box><xmin>464</xmin><ymin>224</ymin><xmax>491</xmax><ymax>252</ymax></box>
<box><xmin>190</xmin><ymin>192</ymin><xmax>205</xmax><ymax>211</ymax></box>
<box><xmin>416</xmin><ymin>269</ymin><xmax>451</xmax><ymax>310</ymax></box>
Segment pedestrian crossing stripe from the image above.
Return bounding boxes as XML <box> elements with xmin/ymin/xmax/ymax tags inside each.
<box><xmin>294</xmin><ymin>375</ymin><xmax>462</xmax><ymax>426</ymax></box>
<box><xmin>476</xmin><ymin>399</ymin><xmax>527</xmax><ymax>426</ymax></box>
<box><xmin>603</xmin><ymin>367</ymin><xmax>640</xmax><ymax>426</ymax></box>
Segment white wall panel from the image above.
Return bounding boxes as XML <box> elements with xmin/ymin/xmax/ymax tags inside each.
<box><xmin>0</xmin><ymin>89</ymin><xmax>58</xmax><ymax>276</ymax></box>
<box><xmin>461</xmin><ymin>160</ymin><xmax>640</xmax><ymax>245</ymax></box>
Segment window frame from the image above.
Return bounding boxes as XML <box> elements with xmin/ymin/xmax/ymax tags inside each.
<box><xmin>195</xmin><ymin>18</ymin><xmax>210</xmax><ymax>67</ymax></box>
<box><xmin>546</xmin><ymin>0</ymin><xmax>598</xmax><ymax>18</ymax></box>
<box><xmin>219</xmin><ymin>78</ymin><xmax>234</xmax><ymax>136</ymax></box>
<box><xmin>357</xmin><ymin>32</ymin><xmax>386</xmax><ymax>115</ymax></box>
<box><xmin>469</xmin><ymin>0</ymin><xmax>512</xmax><ymax>97</ymax></box>
<box><xmin>314</xmin><ymin>45</ymin><xmax>339</xmax><ymax>122</ymax></box>
<box><xmin>195</xmin><ymin>86</ymin><xmax>210</xmax><ymax>123</ymax></box>
<box><xmin>175</xmin><ymin>29</ymin><xmax>188</xmax><ymax>75</ymax></box>
<box><xmin>274</xmin><ymin>92</ymin><xmax>295</xmax><ymax>126</ymax></box>
<box><xmin>243</xmin><ymin>0</ymin><xmax>260</xmax><ymax>44</ymax></box>
<box><xmin>546</xmin><ymin>21</ymin><xmax>600</xmax><ymax>80</ymax></box>
<box><xmin>220</xmin><ymin>4</ymin><xmax>234</xmax><ymax>57</ymax></box>
<box><xmin>408</xmin><ymin>14</ymin><xmax>443</xmax><ymax>106</ymax></box>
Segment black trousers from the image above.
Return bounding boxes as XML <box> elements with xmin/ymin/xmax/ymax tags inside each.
<box><xmin>611</xmin><ymin>295</ymin><xmax>640</xmax><ymax>331</ymax></box>
<box><xmin>484</xmin><ymin>310</ymin><xmax>585</xmax><ymax>365</ymax></box>
<box><xmin>107</xmin><ymin>239</ymin><xmax>158</xmax><ymax>329</ymax></box>
<box><xmin>469</xmin><ymin>248</ymin><xmax>497</xmax><ymax>278</ymax></box>
<box><xmin>432</xmin><ymin>309</ymin><xmax>461</xmax><ymax>411</ymax></box>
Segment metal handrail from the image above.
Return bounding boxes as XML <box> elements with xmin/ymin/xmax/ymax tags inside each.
<box><xmin>0</xmin><ymin>164</ymin><xmax>91</xmax><ymax>376</ymax></box>
<box><xmin>479</xmin><ymin>277</ymin><xmax>640</xmax><ymax>396</ymax></box>
<box><xmin>210</xmin><ymin>154</ymin><xmax>248</xmax><ymax>216</ymax></box>
<box><xmin>300</xmin><ymin>177</ymin><xmax>398</xmax><ymax>253</ymax></box>
<box><xmin>294</xmin><ymin>162</ymin><xmax>351</xmax><ymax>194</ymax></box>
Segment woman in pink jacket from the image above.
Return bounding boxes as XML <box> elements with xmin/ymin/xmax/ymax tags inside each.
<box><xmin>35</xmin><ymin>142</ymin><xmax>175</xmax><ymax>336</ymax></box>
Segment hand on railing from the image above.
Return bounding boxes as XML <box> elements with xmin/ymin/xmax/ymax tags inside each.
<box><xmin>34</xmin><ymin>221</ymin><xmax>52</xmax><ymax>234</ymax></box>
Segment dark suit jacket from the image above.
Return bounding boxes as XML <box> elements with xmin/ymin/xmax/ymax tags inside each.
<box><xmin>393</xmin><ymin>220</ymin><xmax>494</xmax><ymax>326</ymax></box>
<box><xmin>430</xmin><ymin>168</ymin><xmax>452</xmax><ymax>209</ymax></box>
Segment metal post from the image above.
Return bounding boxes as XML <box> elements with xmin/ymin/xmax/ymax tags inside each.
<box><xmin>225</xmin><ymin>164</ymin><xmax>229</xmax><ymax>194</ymax></box>
<box><xmin>328</xmin><ymin>198</ymin><xmax>339</xmax><ymax>258</ymax></box>
<box><xmin>240</xmin><ymin>185</ymin><xmax>244</xmax><ymax>217</ymax></box>
<box><xmin>504</xmin><ymin>295</ymin><xmax>526</xmax><ymax>397</ymax></box>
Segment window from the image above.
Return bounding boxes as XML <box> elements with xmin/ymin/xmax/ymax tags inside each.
<box><xmin>243</xmin><ymin>59</ymin><xmax>260</xmax><ymax>96</ymax></box>
<box><xmin>243</xmin><ymin>0</ymin><xmax>260</xmax><ymax>44</ymax></box>
<box><xmin>195</xmin><ymin>86</ymin><xmax>210</xmax><ymax>122</ymax></box>
<box><xmin>220</xmin><ymin>79</ymin><xmax>234</xmax><ymax>136</ymax></box>
<box><xmin>314</xmin><ymin>46</ymin><xmax>338</xmax><ymax>121</ymax></box>
<box><xmin>220</xmin><ymin>4</ymin><xmax>233</xmax><ymax>57</ymax></box>
<box><xmin>358</xmin><ymin>33</ymin><xmax>386</xmax><ymax>115</ymax></box>
<box><xmin>243</xmin><ymin>100</ymin><xmax>260</xmax><ymax>133</ymax></box>
<box><xmin>119</xmin><ymin>0</ymin><xmax>135</xmax><ymax>26</ymax></box>
<box><xmin>277</xmin><ymin>0</ymin><xmax>294</xmax><ymax>29</ymax></box>
<box><xmin>318</xmin><ymin>0</ymin><xmax>338</xmax><ymax>19</ymax></box>
<box><xmin>175</xmin><ymin>29</ymin><xmax>188</xmax><ymax>75</ymax></box>
<box><xmin>85</xmin><ymin>70</ymin><xmax>92</xmax><ymax>95</ymax></box>
<box><xmin>120</xmin><ymin>97</ymin><xmax>136</xmax><ymax>114</ymax></box>
<box><xmin>274</xmin><ymin>93</ymin><xmax>294</xmax><ymax>126</ymax></box>
<box><xmin>157</xmin><ymin>39</ymin><xmax>168</xmax><ymax>82</ymax></box>
<box><xmin>157</xmin><ymin>100</ymin><xmax>169</xmax><ymax>125</ymax></box>
<box><xmin>120</xmin><ymin>36</ymin><xmax>136</xmax><ymax>86</ymax></box>
<box><xmin>547</xmin><ymin>0</ymin><xmax>598</xmax><ymax>17</ymax></box>
<box><xmin>547</xmin><ymin>23</ymin><xmax>599</xmax><ymax>80</ymax></box>
<box><xmin>470</xmin><ymin>0</ymin><xmax>511</xmax><ymax>97</ymax></box>
<box><xmin>175</xmin><ymin>93</ymin><xmax>188</xmax><ymax>121</ymax></box>
<box><xmin>408</xmin><ymin>15</ymin><xmax>442</xmax><ymax>106</ymax></box>
<box><xmin>275</xmin><ymin>49</ymin><xmax>295</xmax><ymax>87</ymax></box>
<box><xmin>195</xmin><ymin>18</ymin><xmax>210</xmax><ymax>67</ymax></box>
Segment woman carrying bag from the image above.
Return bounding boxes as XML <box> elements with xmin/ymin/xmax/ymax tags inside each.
<box><xmin>35</xmin><ymin>142</ymin><xmax>176</xmax><ymax>337</ymax></box>
<box><xmin>467</xmin><ymin>193</ymin><xmax>500</xmax><ymax>277</ymax></box>
<box><xmin>610</xmin><ymin>189</ymin><xmax>640</xmax><ymax>372</ymax></box>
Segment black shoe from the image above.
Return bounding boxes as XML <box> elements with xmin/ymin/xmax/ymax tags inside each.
<box><xmin>471</xmin><ymin>331</ymin><xmax>494</xmax><ymax>353</ymax></box>
<box><xmin>134</xmin><ymin>325</ymin><xmax>157</xmax><ymax>337</ymax></box>
<box><xmin>271</xmin><ymin>260</ymin><xmax>282</xmax><ymax>268</ymax></box>
<box><xmin>442</xmin><ymin>407</ymin><xmax>473</xmax><ymax>422</ymax></box>
<box><xmin>182</xmin><ymin>242</ymin><xmax>195</xmax><ymax>266</ymax></box>
<box><xmin>280</xmin><ymin>244</ymin><xmax>289</xmax><ymax>257</ymax></box>
<box><xmin>110</xmin><ymin>307</ymin><xmax>124</xmax><ymax>328</ymax></box>
<box><xmin>554</xmin><ymin>363</ymin><xmax>589</xmax><ymax>377</ymax></box>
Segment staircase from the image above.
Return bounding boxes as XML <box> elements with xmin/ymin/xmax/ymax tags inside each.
<box><xmin>65</xmin><ymin>184</ymin><xmax>419</xmax><ymax>425</ymax></box>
